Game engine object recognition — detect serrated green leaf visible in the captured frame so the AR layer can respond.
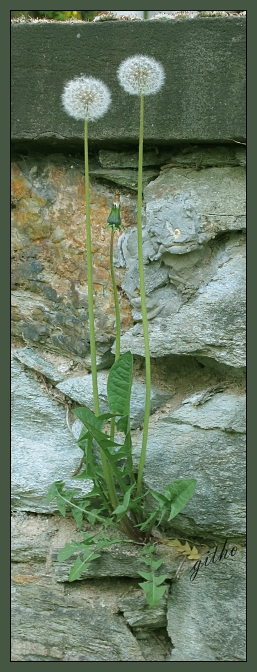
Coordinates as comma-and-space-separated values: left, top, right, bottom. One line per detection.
113, 484, 135, 517
78, 425, 89, 441
82, 421, 120, 451
153, 574, 169, 586
69, 552, 101, 581
73, 407, 113, 431
82, 550, 101, 563
71, 505, 89, 529
139, 556, 152, 566
56, 495, 66, 517
151, 557, 165, 571
107, 351, 133, 417
149, 490, 167, 504
140, 544, 155, 556
46, 482, 58, 504
57, 541, 84, 561
138, 581, 167, 607
95, 537, 123, 550
164, 479, 197, 521
69, 556, 89, 582
72, 469, 91, 480
116, 415, 129, 433
46, 481, 65, 504
138, 570, 153, 581
138, 511, 158, 532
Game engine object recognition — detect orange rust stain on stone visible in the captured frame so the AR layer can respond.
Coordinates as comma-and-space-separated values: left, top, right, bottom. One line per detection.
12, 575, 39, 585
11, 157, 135, 353
11, 163, 31, 201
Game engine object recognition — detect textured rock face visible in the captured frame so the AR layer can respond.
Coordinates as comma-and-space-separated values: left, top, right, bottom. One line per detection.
133, 390, 246, 540
168, 546, 246, 661
11, 155, 135, 367
57, 371, 173, 430
11, 18, 246, 144
11, 142, 246, 660
11, 355, 91, 512
118, 167, 246, 367
11, 513, 175, 661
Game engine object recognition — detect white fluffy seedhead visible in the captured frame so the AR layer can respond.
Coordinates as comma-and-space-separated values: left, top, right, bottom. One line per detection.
62, 75, 111, 121
117, 55, 165, 96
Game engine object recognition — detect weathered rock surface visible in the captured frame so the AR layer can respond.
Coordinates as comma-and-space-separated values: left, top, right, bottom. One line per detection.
118, 168, 246, 367
143, 166, 246, 255
99, 145, 246, 169
133, 389, 246, 540
11, 18, 246, 144
11, 155, 135, 366
11, 578, 146, 661
119, 233, 245, 367
11, 356, 92, 512
57, 371, 173, 430
11, 513, 173, 661
168, 546, 246, 661
11, 512, 245, 661
13, 345, 71, 383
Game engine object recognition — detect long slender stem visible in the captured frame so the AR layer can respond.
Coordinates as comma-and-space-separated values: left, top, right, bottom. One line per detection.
84, 121, 118, 511
84, 120, 99, 416
84, 125, 141, 541
110, 226, 121, 443
110, 227, 121, 362
136, 95, 151, 498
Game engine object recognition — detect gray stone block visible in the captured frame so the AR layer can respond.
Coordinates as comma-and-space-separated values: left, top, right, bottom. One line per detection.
11, 18, 245, 144
119, 233, 246, 367
143, 166, 246, 257
117, 167, 245, 367
11, 356, 91, 512
168, 546, 246, 661
133, 390, 246, 539
57, 370, 173, 430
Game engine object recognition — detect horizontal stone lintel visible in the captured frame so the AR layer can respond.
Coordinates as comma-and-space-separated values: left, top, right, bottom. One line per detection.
11, 18, 245, 144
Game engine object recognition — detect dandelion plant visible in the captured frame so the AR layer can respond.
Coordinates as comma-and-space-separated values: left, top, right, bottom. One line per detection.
61, 75, 119, 512
47, 61, 198, 603
117, 55, 165, 497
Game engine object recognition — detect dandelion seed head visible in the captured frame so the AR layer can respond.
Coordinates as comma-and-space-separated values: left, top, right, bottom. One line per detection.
117, 55, 165, 96
62, 76, 111, 121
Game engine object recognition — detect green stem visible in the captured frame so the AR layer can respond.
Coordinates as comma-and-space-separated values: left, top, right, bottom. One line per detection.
136, 95, 151, 499
84, 125, 141, 542
84, 120, 99, 416
109, 227, 136, 494
84, 120, 118, 511
110, 226, 121, 443
110, 227, 121, 362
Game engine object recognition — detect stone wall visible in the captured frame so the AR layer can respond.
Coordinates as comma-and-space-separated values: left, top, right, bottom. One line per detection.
11, 17, 246, 661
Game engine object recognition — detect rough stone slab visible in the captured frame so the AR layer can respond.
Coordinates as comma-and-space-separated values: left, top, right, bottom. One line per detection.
11, 578, 145, 661
174, 389, 246, 433
143, 167, 246, 255
11, 511, 179, 581
118, 590, 168, 629
168, 546, 246, 661
90, 167, 159, 191
13, 346, 70, 383
99, 145, 246, 169
57, 370, 173, 429
11, 356, 92, 512
11, 155, 135, 364
119, 234, 246, 367
52, 541, 177, 582
11, 18, 245, 144
133, 390, 246, 539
